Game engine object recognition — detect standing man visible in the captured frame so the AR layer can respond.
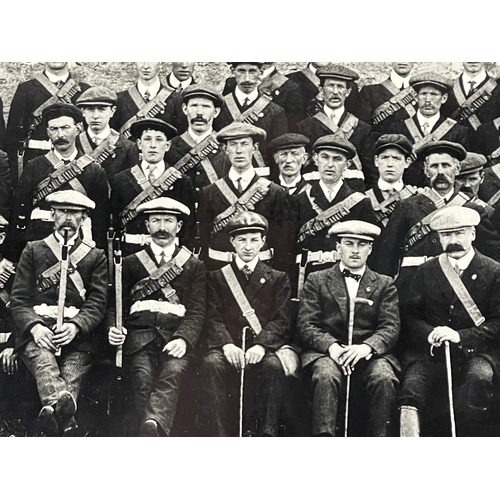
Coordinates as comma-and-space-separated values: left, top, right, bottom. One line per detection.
5, 62, 89, 184
107, 197, 206, 437
214, 62, 288, 179
10, 191, 107, 436
299, 64, 376, 189
197, 122, 291, 272
298, 220, 400, 436
387, 72, 470, 187
197, 211, 291, 436
400, 206, 500, 436
75, 86, 139, 187
111, 118, 196, 255
3, 102, 109, 267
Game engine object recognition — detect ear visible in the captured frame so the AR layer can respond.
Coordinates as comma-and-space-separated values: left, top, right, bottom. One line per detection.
136, 138, 142, 151
479, 171, 485, 185
213, 107, 221, 119
345, 87, 352, 98
404, 157, 411, 169
471, 226, 476, 242
165, 140, 172, 152
441, 93, 449, 104
374, 155, 379, 168
312, 152, 318, 165
110, 106, 117, 117
177, 219, 183, 231
82, 211, 89, 220
229, 236, 236, 250
75, 122, 83, 134
336, 240, 341, 251
0, 233, 6, 245
182, 103, 188, 116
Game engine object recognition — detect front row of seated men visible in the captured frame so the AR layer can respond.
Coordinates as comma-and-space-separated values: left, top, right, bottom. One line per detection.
5, 185, 499, 437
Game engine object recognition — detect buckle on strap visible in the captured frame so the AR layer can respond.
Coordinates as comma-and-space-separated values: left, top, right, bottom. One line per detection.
243, 308, 256, 318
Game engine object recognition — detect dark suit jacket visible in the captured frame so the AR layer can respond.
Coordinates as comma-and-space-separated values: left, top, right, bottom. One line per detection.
10, 235, 107, 352
471, 119, 500, 162
205, 260, 291, 351
4, 153, 109, 261
298, 263, 400, 369
106, 245, 206, 355
387, 114, 470, 187
479, 167, 500, 207
402, 251, 500, 377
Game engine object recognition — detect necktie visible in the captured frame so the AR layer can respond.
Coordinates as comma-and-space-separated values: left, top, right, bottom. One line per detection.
453, 263, 463, 277
236, 177, 243, 193
56, 80, 64, 89
144, 89, 151, 102
242, 265, 252, 281
93, 136, 102, 146
242, 97, 250, 110
159, 251, 167, 266
467, 81, 475, 97
382, 188, 396, 199
341, 269, 362, 282
148, 165, 157, 183
422, 121, 430, 136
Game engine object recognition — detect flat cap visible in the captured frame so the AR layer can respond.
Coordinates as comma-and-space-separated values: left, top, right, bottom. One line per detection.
313, 134, 357, 159
42, 103, 83, 125
76, 86, 117, 107
417, 140, 467, 161
181, 84, 223, 107
46, 190, 96, 210
458, 152, 487, 176
328, 220, 381, 241
228, 62, 263, 68
317, 64, 359, 84
374, 134, 413, 157
129, 118, 177, 141
430, 206, 480, 233
269, 133, 309, 154
136, 197, 190, 217
410, 72, 452, 93
216, 122, 266, 143
226, 211, 268, 236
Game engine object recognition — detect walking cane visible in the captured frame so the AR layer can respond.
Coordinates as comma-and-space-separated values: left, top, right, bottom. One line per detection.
239, 326, 250, 438
444, 341, 457, 437
344, 297, 373, 437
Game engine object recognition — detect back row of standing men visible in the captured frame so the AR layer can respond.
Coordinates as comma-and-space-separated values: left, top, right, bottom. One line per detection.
1, 61, 500, 436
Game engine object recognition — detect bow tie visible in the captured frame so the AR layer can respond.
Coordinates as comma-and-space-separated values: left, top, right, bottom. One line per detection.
341, 269, 362, 281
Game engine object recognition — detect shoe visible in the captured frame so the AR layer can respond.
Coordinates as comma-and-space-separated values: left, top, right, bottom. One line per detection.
139, 419, 159, 437
62, 417, 79, 437
37, 406, 59, 437
55, 390, 76, 423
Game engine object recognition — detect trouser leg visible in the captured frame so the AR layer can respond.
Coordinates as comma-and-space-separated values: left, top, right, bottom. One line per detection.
143, 354, 190, 436
59, 349, 92, 402
310, 356, 343, 436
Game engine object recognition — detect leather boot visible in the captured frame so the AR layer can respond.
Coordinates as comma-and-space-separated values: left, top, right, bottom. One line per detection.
400, 405, 420, 437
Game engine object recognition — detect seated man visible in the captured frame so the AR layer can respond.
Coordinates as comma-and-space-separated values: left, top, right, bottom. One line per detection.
298, 220, 400, 436
10, 191, 108, 437
198, 211, 292, 437
400, 206, 500, 437
107, 197, 206, 437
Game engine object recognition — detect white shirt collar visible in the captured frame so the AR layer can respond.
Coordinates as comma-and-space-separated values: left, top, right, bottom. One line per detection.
378, 178, 404, 192
448, 247, 475, 271
54, 231, 78, 247
417, 110, 440, 130
188, 127, 213, 144
137, 78, 161, 99
339, 262, 366, 276
461, 69, 488, 88
308, 63, 318, 75
235, 254, 259, 272
261, 65, 276, 79
280, 174, 302, 188
53, 148, 78, 163
324, 104, 345, 124
150, 240, 176, 259
169, 72, 193, 90
235, 86, 259, 106
88, 126, 111, 142
228, 166, 255, 183
319, 179, 343, 202
45, 69, 69, 84
390, 70, 411, 89
141, 159, 165, 178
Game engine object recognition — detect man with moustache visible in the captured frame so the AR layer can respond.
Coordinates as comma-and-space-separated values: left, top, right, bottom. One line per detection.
399, 206, 500, 436
107, 197, 206, 437
75, 86, 139, 187
165, 84, 230, 200
10, 191, 107, 437
5, 62, 90, 184
112, 63, 178, 139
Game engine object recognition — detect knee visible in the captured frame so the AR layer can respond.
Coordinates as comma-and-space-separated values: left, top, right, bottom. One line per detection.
259, 355, 284, 379
366, 359, 399, 388
311, 359, 342, 389
465, 358, 494, 385
200, 352, 227, 378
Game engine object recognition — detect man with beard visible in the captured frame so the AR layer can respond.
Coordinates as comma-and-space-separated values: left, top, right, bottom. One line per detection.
399, 206, 500, 436
10, 191, 107, 436
165, 84, 230, 200
5, 62, 90, 184
107, 197, 206, 437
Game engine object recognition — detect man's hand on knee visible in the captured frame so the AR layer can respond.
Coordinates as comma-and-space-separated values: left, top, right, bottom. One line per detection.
428, 326, 460, 346
339, 344, 372, 371
31, 324, 57, 352
163, 338, 187, 358
0, 348, 18, 375
222, 343, 245, 370
52, 323, 79, 346
245, 344, 265, 365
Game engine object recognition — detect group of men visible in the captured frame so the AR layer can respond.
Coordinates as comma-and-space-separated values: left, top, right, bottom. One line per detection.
1, 61, 500, 437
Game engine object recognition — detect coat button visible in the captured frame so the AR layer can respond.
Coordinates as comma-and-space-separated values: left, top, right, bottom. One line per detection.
196, 187, 200, 192
158, 298, 163, 302
196, 171, 201, 176
432, 238, 437, 243
450, 305, 454, 309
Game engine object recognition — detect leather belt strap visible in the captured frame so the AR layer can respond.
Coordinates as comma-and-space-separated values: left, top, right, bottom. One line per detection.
176, 132, 220, 183
33, 304, 80, 319
365, 186, 418, 226
438, 253, 485, 326
225, 93, 274, 125
405, 117, 457, 161
123, 233, 152, 245
208, 247, 273, 262
372, 81, 417, 125
130, 299, 186, 317
296, 250, 340, 265
0, 332, 11, 344
400, 256, 431, 267
27, 139, 51, 150
30, 208, 53, 221
78, 130, 120, 165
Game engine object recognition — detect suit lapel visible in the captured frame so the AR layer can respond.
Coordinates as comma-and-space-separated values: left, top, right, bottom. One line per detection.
453, 251, 485, 304
326, 265, 348, 325
354, 268, 377, 312
245, 260, 271, 302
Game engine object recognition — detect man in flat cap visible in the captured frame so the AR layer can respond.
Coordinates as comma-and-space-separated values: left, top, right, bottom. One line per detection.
111, 118, 196, 256
291, 135, 377, 298
197, 122, 291, 272
197, 211, 292, 436
165, 84, 230, 199
5, 63, 90, 185
222, 62, 306, 132
112, 63, 179, 141
2, 103, 109, 272
298, 64, 376, 189
76, 86, 139, 187
353, 63, 417, 133
298, 220, 400, 436
399, 206, 500, 436
107, 197, 205, 437
10, 191, 107, 436
387, 72, 470, 187
214, 63, 288, 179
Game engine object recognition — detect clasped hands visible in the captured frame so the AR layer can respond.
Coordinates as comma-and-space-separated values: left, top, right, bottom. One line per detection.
329, 342, 372, 376
31, 322, 79, 352
223, 343, 265, 370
